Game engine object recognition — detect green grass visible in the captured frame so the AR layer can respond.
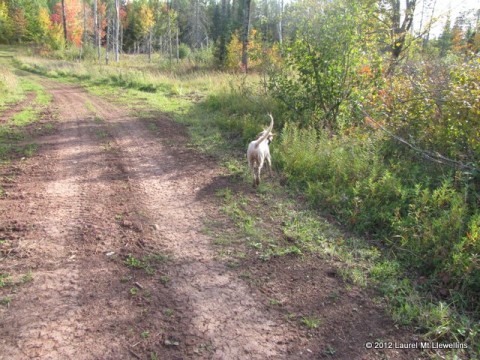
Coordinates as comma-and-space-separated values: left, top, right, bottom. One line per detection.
0, 55, 23, 110
0, 51, 53, 162
0, 273, 11, 288
0, 296, 12, 306
0, 271, 34, 286
124, 254, 144, 269
163, 308, 175, 317
11, 107, 36, 126
159, 275, 171, 285
301, 316, 322, 329
21, 270, 33, 284
269, 298, 282, 306
124, 253, 169, 277
21, 79, 52, 106
95, 129, 109, 139
84, 99, 104, 123
129, 287, 139, 296
147, 122, 158, 132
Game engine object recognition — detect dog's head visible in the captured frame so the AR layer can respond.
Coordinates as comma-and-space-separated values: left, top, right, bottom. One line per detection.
267, 132, 274, 144
257, 130, 274, 144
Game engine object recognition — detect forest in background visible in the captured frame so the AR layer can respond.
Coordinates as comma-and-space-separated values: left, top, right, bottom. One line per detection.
0, 0, 479, 67
1, 0, 480, 355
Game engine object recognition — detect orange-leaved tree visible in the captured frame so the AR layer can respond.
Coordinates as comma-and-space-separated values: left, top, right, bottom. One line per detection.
51, 0, 83, 47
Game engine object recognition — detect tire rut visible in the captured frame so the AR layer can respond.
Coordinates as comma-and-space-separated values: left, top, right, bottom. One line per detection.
1, 81, 149, 359
85, 86, 293, 359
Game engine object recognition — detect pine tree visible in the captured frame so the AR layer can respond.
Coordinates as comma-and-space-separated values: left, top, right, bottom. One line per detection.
438, 16, 452, 56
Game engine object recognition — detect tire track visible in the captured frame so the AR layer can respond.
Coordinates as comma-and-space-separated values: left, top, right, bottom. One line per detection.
1, 82, 148, 359
1, 84, 89, 359
85, 92, 293, 359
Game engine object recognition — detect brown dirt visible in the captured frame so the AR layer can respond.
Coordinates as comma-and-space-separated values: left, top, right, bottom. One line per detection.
0, 77, 430, 359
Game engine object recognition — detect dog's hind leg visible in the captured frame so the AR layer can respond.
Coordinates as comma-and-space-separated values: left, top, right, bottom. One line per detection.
266, 154, 272, 177
251, 164, 258, 187
256, 158, 265, 186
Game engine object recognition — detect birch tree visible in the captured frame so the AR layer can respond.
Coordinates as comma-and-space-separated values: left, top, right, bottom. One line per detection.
93, 0, 101, 59
114, 0, 120, 61
241, 0, 252, 72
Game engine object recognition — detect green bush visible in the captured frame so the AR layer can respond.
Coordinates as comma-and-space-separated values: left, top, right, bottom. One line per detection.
276, 122, 479, 312
276, 125, 404, 235
202, 90, 278, 146
190, 46, 214, 64
392, 181, 467, 270
178, 43, 191, 60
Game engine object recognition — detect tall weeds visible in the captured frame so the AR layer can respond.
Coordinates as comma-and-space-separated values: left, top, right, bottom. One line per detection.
0, 66, 22, 108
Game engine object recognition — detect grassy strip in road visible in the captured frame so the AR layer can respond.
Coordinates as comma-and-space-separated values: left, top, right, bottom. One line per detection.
0, 52, 54, 163
0, 78, 53, 162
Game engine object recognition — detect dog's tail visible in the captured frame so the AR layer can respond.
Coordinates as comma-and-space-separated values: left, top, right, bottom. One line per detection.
254, 113, 274, 148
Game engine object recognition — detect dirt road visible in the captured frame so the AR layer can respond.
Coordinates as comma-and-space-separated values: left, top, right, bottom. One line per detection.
0, 76, 422, 359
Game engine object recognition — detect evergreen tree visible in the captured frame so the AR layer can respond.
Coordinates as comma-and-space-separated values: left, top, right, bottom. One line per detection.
437, 15, 452, 56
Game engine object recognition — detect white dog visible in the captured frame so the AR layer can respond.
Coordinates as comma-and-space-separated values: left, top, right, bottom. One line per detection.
247, 114, 274, 187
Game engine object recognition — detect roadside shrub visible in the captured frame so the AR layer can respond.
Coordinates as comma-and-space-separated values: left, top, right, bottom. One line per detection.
202, 89, 278, 145
276, 124, 405, 236
79, 44, 98, 61
392, 181, 468, 271
364, 57, 480, 169
450, 213, 480, 308
178, 43, 191, 60
190, 46, 214, 65
276, 122, 480, 313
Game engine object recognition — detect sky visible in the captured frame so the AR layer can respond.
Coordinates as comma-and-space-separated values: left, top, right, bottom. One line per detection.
415, 0, 480, 37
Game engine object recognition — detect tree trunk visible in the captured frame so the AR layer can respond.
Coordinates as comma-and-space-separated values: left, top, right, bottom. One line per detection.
81, 0, 86, 58
94, 0, 100, 60
61, 0, 68, 43
168, 10, 172, 64
120, 23, 123, 55
114, 0, 120, 62
278, 0, 283, 45
390, 0, 416, 60
241, 0, 252, 72
148, 30, 152, 62
424, 0, 437, 45
106, 17, 109, 65
176, 28, 179, 62
218, 0, 228, 64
